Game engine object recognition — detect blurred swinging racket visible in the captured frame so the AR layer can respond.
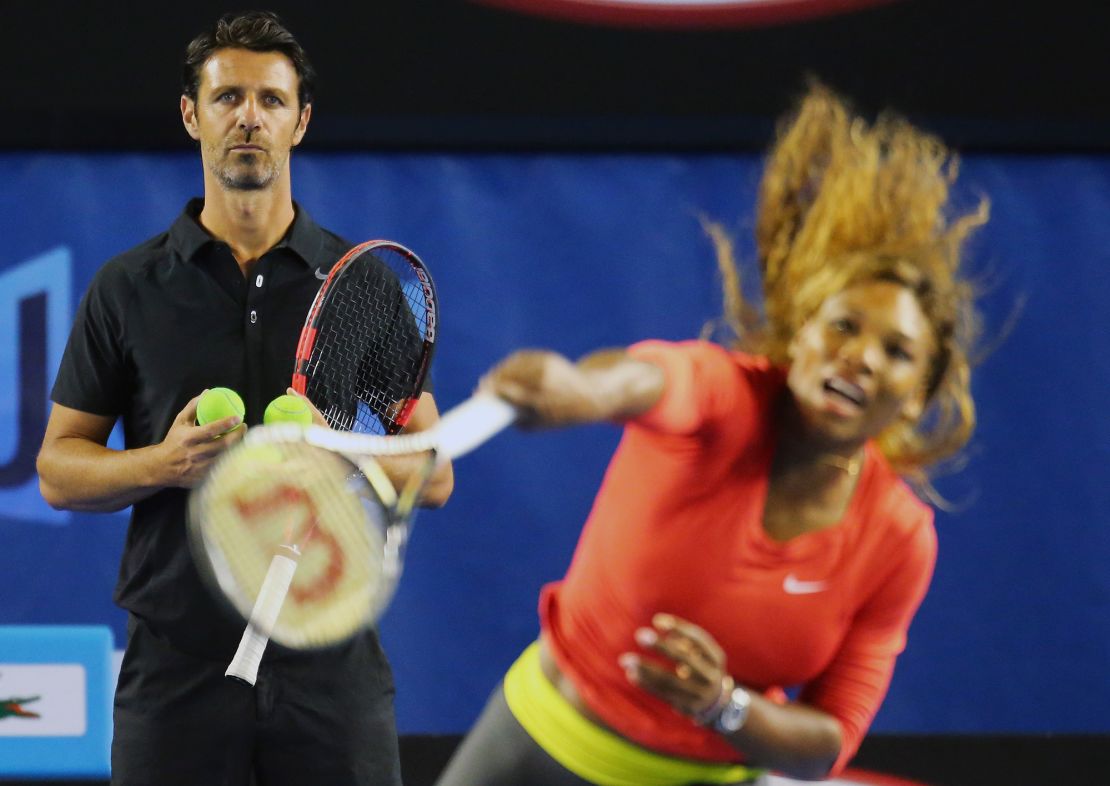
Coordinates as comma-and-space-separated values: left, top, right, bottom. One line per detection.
188, 394, 516, 686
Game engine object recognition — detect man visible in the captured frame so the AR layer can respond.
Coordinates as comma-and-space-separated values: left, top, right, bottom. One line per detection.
36, 11, 451, 785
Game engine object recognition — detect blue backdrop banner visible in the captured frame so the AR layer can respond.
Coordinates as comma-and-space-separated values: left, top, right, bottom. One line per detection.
0, 151, 1106, 735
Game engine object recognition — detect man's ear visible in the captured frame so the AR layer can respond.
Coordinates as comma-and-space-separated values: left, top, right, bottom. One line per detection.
181, 95, 200, 141
292, 103, 312, 147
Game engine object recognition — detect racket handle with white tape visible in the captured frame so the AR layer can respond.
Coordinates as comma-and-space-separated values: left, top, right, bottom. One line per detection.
225, 551, 299, 685
296, 393, 518, 462
433, 394, 517, 460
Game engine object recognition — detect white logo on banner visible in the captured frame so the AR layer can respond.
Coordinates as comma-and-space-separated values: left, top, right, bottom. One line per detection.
0, 664, 87, 736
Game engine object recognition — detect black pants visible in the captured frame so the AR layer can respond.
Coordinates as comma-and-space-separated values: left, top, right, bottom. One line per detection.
111, 616, 401, 786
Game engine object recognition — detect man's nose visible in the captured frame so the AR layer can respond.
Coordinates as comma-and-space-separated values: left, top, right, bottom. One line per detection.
238, 97, 262, 131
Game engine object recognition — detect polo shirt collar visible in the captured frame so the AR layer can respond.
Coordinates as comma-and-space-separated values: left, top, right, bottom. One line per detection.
168, 197, 326, 267
282, 202, 327, 266
168, 198, 214, 261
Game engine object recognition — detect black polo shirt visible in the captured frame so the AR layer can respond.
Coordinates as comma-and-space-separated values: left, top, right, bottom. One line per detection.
52, 199, 354, 657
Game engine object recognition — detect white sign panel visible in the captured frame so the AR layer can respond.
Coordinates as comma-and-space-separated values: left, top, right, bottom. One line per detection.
0, 664, 86, 736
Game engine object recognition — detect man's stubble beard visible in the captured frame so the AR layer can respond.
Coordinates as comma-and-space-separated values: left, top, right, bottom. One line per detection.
210, 151, 281, 191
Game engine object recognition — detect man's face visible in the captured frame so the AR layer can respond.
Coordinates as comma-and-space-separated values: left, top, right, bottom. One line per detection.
181, 47, 310, 191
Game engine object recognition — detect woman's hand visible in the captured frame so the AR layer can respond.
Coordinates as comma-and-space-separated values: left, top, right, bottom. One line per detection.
480, 350, 609, 427
619, 612, 843, 780
618, 612, 732, 723
480, 348, 664, 428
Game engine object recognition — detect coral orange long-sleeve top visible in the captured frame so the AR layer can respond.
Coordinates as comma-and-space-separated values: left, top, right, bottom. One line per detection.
539, 340, 936, 774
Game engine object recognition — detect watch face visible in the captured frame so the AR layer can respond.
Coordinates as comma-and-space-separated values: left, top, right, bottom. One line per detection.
719, 704, 743, 731
716, 688, 750, 733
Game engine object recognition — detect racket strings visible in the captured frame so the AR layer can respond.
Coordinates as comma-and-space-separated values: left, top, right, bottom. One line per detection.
307, 247, 432, 435
195, 441, 390, 647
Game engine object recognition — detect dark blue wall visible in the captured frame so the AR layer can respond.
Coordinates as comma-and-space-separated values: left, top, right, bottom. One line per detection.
1, 151, 1106, 735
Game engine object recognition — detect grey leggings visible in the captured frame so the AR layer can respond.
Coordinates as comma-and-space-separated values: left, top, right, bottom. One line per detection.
435, 683, 763, 786
435, 683, 593, 786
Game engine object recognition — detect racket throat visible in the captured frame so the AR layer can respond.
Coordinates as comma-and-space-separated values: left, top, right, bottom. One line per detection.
395, 451, 438, 518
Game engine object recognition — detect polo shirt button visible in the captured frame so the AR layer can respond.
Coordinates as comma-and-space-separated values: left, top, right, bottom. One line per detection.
255, 274, 264, 287
250, 310, 258, 324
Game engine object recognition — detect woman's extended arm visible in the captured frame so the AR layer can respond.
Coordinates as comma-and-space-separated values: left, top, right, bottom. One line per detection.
481, 348, 665, 428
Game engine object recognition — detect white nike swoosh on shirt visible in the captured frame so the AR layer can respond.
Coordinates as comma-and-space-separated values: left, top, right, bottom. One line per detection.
314, 267, 329, 280
783, 574, 829, 595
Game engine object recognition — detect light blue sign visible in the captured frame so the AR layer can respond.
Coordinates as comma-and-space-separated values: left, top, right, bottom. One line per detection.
0, 626, 113, 778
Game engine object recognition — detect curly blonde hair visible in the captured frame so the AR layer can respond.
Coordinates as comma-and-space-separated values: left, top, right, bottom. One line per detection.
709, 83, 989, 483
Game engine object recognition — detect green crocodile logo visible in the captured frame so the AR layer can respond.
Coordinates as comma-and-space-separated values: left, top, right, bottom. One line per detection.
0, 696, 41, 719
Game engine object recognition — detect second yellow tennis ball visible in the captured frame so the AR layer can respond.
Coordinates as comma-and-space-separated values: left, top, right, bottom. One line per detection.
264, 394, 313, 426
196, 387, 245, 433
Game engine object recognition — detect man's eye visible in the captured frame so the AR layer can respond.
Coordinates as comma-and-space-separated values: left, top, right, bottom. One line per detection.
263, 95, 283, 106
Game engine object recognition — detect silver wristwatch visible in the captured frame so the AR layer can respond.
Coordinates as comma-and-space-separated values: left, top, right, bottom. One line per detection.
712, 685, 752, 735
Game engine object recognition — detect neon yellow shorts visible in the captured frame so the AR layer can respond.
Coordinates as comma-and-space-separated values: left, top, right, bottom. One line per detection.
503, 642, 762, 786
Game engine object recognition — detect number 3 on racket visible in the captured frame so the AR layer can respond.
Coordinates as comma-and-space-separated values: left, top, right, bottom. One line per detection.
189, 394, 516, 686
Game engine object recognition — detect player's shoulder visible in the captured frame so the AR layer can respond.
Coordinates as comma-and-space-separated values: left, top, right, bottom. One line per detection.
88, 230, 175, 295
633, 339, 773, 371
315, 226, 356, 263
725, 347, 784, 387
632, 339, 784, 396
864, 453, 937, 551
697, 342, 786, 399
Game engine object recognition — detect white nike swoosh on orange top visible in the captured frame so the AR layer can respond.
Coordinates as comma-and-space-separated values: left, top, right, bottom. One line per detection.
783, 574, 829, 594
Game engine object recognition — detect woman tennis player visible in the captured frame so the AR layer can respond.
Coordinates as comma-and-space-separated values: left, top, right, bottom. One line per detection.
436, 84, 989, 785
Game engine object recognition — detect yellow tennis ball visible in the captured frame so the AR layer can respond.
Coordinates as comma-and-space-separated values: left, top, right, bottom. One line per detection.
196, 387, 245, 433
264, 393, 313, 426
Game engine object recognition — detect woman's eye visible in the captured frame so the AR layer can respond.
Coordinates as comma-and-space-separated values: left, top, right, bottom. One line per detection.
888, 344, 913, 361
831, 318, 855, 334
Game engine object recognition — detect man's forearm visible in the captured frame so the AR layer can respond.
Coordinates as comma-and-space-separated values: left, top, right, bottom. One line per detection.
37, 437, 166, 512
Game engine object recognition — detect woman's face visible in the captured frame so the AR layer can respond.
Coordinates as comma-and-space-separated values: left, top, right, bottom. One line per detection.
786, 280, 936, 447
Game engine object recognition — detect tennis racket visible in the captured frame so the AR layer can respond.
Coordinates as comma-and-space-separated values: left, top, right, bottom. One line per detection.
294, 239, 436, 435
212, 239, 436, 685
189, 393, 516, 686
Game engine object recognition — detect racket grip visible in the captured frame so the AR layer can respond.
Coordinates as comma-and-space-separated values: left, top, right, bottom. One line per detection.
436, 394, 518, 460
224, 552, 298, 686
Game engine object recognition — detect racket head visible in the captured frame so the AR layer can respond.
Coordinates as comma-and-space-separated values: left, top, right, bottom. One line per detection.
293, 240, 437, 435
187, 426, 405, 648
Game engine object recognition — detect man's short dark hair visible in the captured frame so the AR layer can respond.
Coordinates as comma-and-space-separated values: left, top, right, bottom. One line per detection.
182, 11, 316, 109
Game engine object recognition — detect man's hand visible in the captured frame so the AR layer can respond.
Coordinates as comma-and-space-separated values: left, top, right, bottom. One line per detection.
283, 386, 329, 427
154, 393, 246, 489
